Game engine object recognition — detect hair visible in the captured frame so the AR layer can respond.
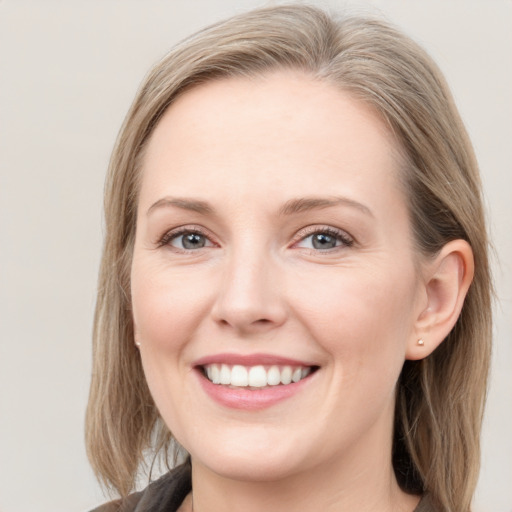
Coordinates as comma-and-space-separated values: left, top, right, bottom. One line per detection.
85, 4, 492, 511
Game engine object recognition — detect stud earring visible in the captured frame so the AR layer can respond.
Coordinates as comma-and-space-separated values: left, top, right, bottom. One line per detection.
417, 339, 425, 346
135, 340, 141, 347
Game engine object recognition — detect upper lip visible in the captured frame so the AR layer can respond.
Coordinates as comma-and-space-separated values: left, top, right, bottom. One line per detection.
193, 353, 318, 368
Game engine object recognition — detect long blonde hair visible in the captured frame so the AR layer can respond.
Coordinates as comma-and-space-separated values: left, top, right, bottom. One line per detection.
86, 5, 492, 511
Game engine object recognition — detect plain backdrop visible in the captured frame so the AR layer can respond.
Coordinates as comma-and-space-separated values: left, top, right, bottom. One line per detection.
0, 1, 510, 511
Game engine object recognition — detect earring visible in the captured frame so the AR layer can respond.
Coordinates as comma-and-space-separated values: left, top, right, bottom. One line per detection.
417, 339, 425, 346
135, 340, 141, 347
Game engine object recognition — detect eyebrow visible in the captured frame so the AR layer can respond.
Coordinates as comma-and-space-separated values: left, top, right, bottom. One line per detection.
147, 195, 373, 217
279, 196, 373, 217
147, 197, 214, 216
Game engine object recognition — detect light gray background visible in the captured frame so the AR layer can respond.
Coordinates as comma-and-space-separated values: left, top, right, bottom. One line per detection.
0, 1, 510, 511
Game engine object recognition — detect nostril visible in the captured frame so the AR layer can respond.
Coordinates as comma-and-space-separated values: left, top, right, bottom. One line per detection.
217, 317, 273, 330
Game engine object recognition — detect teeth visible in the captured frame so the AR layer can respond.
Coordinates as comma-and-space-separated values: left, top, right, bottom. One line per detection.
267, 365, 281, 386
231, 365, 248, 386
203, 364, 313, 388
248, 365, 267, 387
220, 364, 231, 385
280, 366, 292, 385
210, 364, 220, 384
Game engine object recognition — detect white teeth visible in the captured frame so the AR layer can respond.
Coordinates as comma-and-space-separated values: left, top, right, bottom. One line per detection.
220, 364, 231, 385
203, 363, 313, 387
248, 365, 267, 387
292, 367, 302, 383
267, 365, 281, 386
231, 365, 248, 386
211, 364, 220, 384
280, 366, 292, 385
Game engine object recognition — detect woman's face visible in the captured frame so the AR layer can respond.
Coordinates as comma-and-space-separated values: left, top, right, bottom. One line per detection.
131, 71, 426, 481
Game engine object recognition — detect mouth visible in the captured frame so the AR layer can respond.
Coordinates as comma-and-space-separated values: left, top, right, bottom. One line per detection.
200, 363, 318, 389
193, 353, 320, 410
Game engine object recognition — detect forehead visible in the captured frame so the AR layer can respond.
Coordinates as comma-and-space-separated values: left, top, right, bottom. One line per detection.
140, 70, 405, 211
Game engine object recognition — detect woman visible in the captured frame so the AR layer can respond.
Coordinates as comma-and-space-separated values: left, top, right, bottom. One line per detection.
86, 5, 492, 512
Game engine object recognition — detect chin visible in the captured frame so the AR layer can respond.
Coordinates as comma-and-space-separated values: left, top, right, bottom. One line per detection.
185, 429, 309, 482
199, 454, 303, 483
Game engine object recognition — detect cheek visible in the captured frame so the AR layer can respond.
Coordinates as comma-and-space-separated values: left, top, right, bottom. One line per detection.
130, 261, 216, 435
289, 265, 418, 379
131, 261, 213, 351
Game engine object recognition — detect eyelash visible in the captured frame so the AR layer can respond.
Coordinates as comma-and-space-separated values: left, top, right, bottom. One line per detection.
157, 226, 214, 250
157, 225, 354, 252
292, 226, 354, 251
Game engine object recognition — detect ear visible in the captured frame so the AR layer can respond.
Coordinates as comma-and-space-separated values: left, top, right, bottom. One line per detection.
406, 239, 474, 360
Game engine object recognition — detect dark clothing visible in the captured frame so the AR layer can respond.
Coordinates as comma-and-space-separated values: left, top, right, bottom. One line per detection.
90, 463, 191, 512
89, 461, 436, 512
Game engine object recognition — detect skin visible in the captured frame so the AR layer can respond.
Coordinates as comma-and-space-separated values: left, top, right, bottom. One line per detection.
130, 71, 473, 512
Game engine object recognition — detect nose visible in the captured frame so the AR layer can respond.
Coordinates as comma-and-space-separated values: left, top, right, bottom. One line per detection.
211, 247, 287, 334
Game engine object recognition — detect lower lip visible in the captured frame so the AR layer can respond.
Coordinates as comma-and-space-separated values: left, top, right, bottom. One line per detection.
196, 370, 315, 411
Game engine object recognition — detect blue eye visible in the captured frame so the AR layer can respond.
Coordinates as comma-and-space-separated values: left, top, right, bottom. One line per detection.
310, 232, 339, 249
295, 228, 353, 251
164, 230, 214, 250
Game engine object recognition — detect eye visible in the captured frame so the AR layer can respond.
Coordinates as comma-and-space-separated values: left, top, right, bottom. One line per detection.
159, 228, 215, 251
294, 227, 353, 251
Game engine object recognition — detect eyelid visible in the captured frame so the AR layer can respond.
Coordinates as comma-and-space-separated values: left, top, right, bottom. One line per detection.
291, 225, 354, 249
155, 224, 353, 251
157, 225, 218, 249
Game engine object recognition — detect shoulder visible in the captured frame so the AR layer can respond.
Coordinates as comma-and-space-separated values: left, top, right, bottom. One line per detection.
88, 492, 143, 512
88, 462, 192, 512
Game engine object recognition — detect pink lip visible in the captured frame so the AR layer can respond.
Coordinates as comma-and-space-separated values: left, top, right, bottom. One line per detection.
192, 353, 319, 411
193, 352, 316, 367
196, 372, 315, 410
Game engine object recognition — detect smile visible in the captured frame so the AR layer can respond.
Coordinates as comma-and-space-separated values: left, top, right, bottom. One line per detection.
193, 354, 320, 410
202, 364, 314, 388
